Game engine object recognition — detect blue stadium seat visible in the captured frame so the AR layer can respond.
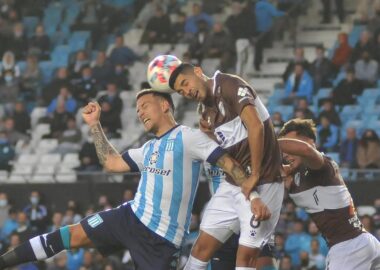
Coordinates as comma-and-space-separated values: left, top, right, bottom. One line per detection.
340, 105, 361, 123
23, 16, 39, 37
51, 45, 71, 67
358, 89, 380, 107
332, 71, 346, 86
348, 25, 365, 47
269, 105, 293, 121
344, 120, 364, 134
39, 61, 55, 84
17, 61, 27, 74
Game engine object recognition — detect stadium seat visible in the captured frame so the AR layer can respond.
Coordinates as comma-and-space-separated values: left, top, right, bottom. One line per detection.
40, 153, 62, 165
358, 89, 380, 107
62, 153, 80, 168
51, 45, 71, 67
12, 165, 34, 176
340, 105, 361, 123
23, 16, 39, 37
36, 139, 59, 154
34, 165, 55, 175
0, 170, 8, 182
30, 174, 55, 183
56, 173, 77, 183
39, 61, 55, 84
17, 153, 40, 165
270, 105, 294, 121
7, 174, 27, 183
326, 152, 340, 164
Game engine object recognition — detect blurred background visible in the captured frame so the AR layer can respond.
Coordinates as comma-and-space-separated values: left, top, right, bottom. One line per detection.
0, 0, 379, 269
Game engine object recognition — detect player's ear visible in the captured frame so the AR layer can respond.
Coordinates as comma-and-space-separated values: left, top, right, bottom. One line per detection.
160, 98, 170, 114
194, 66, 203, 78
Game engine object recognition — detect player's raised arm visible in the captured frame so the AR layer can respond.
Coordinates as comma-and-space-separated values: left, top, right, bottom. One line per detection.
82, 102, 130, 173
278, 138, 324, 170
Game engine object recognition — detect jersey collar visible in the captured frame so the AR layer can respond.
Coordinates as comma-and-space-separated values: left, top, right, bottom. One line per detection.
155, 124, 180, 140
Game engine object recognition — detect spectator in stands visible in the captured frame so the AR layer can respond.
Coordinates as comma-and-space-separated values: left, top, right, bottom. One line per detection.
202, 22, 234, 72
69, 50, 90, 79
308, 239, 326, 270
7, 22, 27, 60
351, 30, 374, 63
274, 233, 286, 259
97, 195, 112, 211
47, 86, 78, 115
0, 192, 10, 228
355, 50, 379, 87
317, 99, 341, 126
48, 212, 63, 232
0, 51, 20, 77
111, 64, 131, 90
42, 67, 70, 106
49, 251, 67, 270
98, 82, 123, 115
317, 116, 339, 152
12, 101, 31, 135
48, 102, 75, 139
23, 191, 48, 234
310, 45, 333, 91
304, 221, 328, 256
279, 255, 293, 270
77, 136, 101, 172
294, 109, 306, 120
0, 69, 20, 114
331, 68, 365, 106
357, 129, 380, 169
254, 0, 285, 71
361, 215, 375, 233
272, 112, 285, 134
142, 5, 172, 45
67, 249, 85, 270
20, 54, 42, 101
99, 100, 122, 138
185, 2, 213, 35
188, 19, 210, 64
108, 35, 140, 67
0, 129, 14, 172
134, 0, 164, 29
0, 208, 17, 242
225, 1, 256, 76
71, 66, 98, 106
340, 127, 359, 168
91, 51, 112, 90
55, 116, 82, 155
321, 0, 345, 23
331, 32, 352, 73
28, 24, 50, 60
368, 2, 380, 35
15, 211, 34, 242
283, 47, 310, 82
295, 98, 316, 122
284, 63, 314, 104
171, 12, 187, 43
356, 0, 380, 24
3, 117, 29, 145
373, 198, 380, 229
81, 250, 96, 270
123, 188, 135, 202
284, 219, 310, 266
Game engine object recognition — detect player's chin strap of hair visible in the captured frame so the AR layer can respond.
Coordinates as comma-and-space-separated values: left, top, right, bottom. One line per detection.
249, 191, 260, 201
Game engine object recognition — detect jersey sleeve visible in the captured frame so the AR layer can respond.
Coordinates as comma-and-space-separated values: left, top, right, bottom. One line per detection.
121, 142, 149, 172
184, 129, 225, 165
221, 76, 258, 116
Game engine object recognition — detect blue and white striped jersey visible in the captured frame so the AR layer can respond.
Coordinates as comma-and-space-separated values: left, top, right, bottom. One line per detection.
122, 125, 224, 247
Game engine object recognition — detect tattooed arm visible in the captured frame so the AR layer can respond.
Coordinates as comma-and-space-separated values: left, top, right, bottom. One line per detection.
216, 153, 247, 186
82, 102, 130, 172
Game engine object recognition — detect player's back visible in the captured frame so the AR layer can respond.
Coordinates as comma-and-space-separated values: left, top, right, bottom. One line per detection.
125, 125, 223, 247
288, 156, 364, 247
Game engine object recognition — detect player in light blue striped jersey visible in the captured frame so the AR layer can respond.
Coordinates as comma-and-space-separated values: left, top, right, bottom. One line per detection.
0, 89, 267, 270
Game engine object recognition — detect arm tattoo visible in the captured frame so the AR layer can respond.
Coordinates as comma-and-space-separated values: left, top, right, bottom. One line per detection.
216, 154, 247, 186
90, 123, 119, 166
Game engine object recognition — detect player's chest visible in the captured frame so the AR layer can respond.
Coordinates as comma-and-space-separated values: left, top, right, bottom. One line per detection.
201, 97, 237, 129
289, 168, 320, 194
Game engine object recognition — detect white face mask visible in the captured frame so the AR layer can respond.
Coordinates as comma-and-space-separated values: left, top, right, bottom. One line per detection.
0, 199, 7, 207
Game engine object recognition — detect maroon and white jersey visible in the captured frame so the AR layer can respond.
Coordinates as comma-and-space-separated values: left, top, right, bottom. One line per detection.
200, 71, 282, 185
288, 156, 364, 247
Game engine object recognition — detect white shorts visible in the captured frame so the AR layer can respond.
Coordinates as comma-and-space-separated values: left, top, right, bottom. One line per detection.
326, 232, 380, 270
200, 181, 284, 249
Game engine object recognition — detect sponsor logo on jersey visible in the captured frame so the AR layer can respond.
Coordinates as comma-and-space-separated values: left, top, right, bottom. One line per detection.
143, 166, 172, 176
206, 168, 226, 177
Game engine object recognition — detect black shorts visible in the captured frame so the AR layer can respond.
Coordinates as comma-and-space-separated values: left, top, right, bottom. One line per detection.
211, 234, 275, 270
80, 203, 180, 270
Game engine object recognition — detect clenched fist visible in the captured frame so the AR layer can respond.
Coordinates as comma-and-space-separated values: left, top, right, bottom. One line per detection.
82, 102, 101, 127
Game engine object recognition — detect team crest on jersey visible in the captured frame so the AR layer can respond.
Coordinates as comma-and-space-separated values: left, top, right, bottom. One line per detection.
237, 87, 249, 97
166, 139, 175, 151
294, 172, 301, 186
149, 151, 160, 165
218, 101, 225, 116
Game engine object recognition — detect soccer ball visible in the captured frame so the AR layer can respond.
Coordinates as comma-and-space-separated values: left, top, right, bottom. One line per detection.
147, 55, 182, 93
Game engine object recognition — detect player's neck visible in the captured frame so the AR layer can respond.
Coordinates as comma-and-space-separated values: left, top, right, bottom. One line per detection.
154, 117, 178, 138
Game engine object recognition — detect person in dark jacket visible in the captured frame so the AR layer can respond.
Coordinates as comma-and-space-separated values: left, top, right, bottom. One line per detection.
310, 45, 333, 91
331, 68, 365, 106
340, 127, 359, 168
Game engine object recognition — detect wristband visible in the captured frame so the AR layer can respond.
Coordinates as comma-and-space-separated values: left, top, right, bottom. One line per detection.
249, 191, 260, 201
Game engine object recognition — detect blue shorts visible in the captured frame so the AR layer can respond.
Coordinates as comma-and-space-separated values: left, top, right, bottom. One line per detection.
211, 234, 275, 270
80, 203, 180, 270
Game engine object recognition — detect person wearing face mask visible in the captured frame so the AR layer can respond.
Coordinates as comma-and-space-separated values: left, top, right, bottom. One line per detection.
354, 50, 379, 87
23, 191, 48, 234
357, 129, 380, 169
0, 193, 10, 228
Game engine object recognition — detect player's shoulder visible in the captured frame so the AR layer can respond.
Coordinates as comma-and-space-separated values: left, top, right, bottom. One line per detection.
178, 125, 203, 136
216, 72, 257, 96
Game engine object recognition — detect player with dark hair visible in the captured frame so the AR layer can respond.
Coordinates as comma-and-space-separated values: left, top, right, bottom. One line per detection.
278, 119, 380, 270
0, 89, 256, 270
165, 61, 284, 269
